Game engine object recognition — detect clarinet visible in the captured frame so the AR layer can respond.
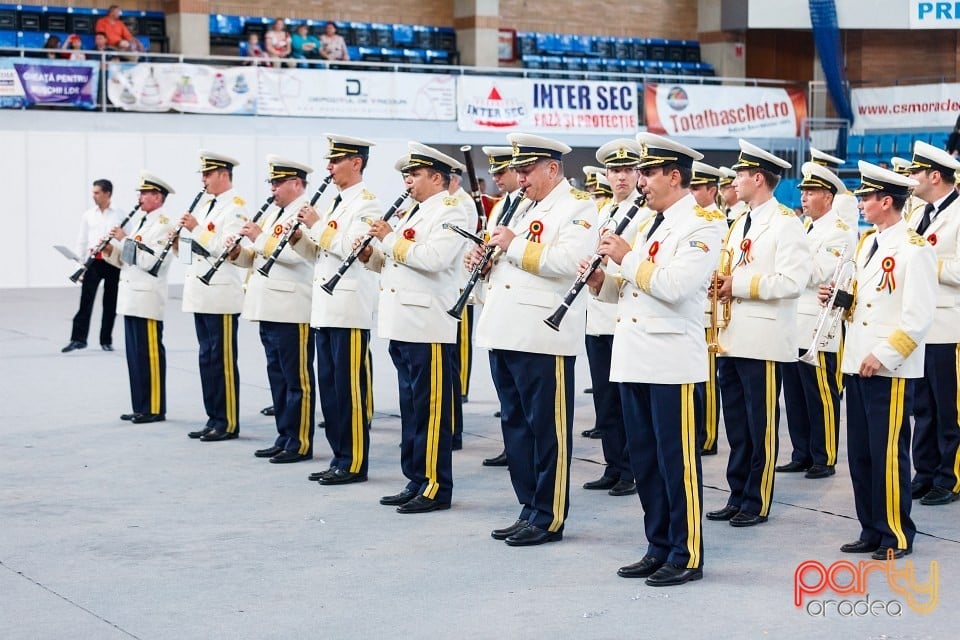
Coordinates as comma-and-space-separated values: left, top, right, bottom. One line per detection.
321, 189, 410, 295
198, 195, 275, 286
69, 204, 140, 283
146, 189, 206, 277
459, 145, 487, 231
258, 175, 333, 278
447, 189, 526, 320
544, 194, 646, 331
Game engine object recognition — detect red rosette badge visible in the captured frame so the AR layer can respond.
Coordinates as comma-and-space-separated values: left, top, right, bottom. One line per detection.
876, 256, 896, 293
207, 221, 216, 232
736, 238, 752, 266
527, 220, 544, 243
328, 220, 338, 230
402, 228, 416, 241
273, 224, 284, 237
928, 233, 937, 246
648, 240, 660, 263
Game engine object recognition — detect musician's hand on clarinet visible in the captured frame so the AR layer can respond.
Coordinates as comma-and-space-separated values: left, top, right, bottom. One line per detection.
225, 236, 241, 260
488, 226, 515, 251
108, 225, 126, 241
101, 243, 113, 257
179, 212, 198, 232
368, 220, 392, 241
579, 257, 605, 289
239, 221, 261, 241
596, 234, 630, 265
464, 244, 485, 271
297, 205, 320, 229
165, 228, 180, 250
859, 353, 882, 378
352, 237, 373, 264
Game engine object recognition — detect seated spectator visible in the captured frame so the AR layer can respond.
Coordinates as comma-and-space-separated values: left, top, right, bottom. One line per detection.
291, 24, 321, 61
243, 32, 270, 65
42, 34, 61, 59
264, 18, 293, 67
62, 34, 86, 60
95, 5, 144, 52
319, 22, 349, 61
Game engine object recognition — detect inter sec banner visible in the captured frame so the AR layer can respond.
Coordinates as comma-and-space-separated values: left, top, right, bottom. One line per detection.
108, 62, 257, 114
644, 83, 807, 138
0, 58, 99, 109
852, 83, 960, 130
457, 76, 637, 134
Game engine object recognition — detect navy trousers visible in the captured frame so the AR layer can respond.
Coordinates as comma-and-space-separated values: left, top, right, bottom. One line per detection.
621, 382, 704, 569
585, 334, 631, 481
489, 349, 574, 533
194, 313, 240, 433
717, 357, 781, 517
782, 350, 841, 467
259, 321, 315, 456
912, 343, 960, 492
846, 375, 915, 551
389, 340, 454, 503
124, 315, 165, 415
697, 331, 721, 453
316, 327, 371, 475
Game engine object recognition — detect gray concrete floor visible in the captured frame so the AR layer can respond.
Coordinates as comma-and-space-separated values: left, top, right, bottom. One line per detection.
0, 286, 957, 639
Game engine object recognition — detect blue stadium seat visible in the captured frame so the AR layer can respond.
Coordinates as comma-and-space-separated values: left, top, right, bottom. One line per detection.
357, 46, 381, 61
346, 46, 359, 60
612, 37, 632, 60
537, 32, 562, 55
583, 57, 604, 74
402, 47, 425, 64
877, 134, 896, 162
0, 4, 15, 30
678, 61, 699, 76
392, 24, 414, 47
435, 26, 455, 52
683, 40, 701, 62
622, 59, 642, 75
600, 57, 623, 74
929, 131, 949, 149
697, 62, 715, 77
643, 61, 664, 75
521, 53, 543, 69
19, 5, 41, 31
846, 135, 865, 162
381, 46, 406, 63
210, 14, 243, 45
19, 30, 46, 48
424, 48, 449, 65
413, 25, 434, 49
860, 134, 880, 162
371, 23, 392, 47
647, 38, 667, 61
0, 28, 16, 47
631, 38, 648, 61
542, 55, 563, 71
591, 35, 612, 57
563, 56, 585, 71
242, 16, 268, 37
351, 22, 373, 46
517, 31, 537, 55
666, 39, 686, 62
894, 133, 914, 157
41, 6, 68, 33
237, 40, 248, 56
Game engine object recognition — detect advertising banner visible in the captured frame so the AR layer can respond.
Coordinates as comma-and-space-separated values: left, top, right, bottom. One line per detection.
644, 83, 807, 138
909, 0, 960, 28
107, 62, 257, 114
852, 82, 960, 130
457, 76, 638, 134
0, 58, 99, 109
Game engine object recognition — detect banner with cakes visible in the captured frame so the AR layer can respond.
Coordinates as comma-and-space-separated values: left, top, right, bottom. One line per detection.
107, 62, 258, 114
0, 58, 100, 109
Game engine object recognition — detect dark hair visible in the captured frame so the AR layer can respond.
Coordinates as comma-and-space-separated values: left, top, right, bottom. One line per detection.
888, 193, 908, 211
928, 167, 957, 185
95, 31, 107, 38
647, 164, 692, 188
745, 167, 780, 190
427, 168, 451, 189
93, 178, 113, 195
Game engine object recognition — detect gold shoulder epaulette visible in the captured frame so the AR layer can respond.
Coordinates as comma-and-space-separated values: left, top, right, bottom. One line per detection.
778, 204, 795, 216
908, 229, 926, 246
233, 196, 245, 206
835, 219, 849, 231
159, 215, 169, 225
571, 188, 590, 201
362, 189, 376, 200
443, 196, 459, 207
853, 228, 876, 260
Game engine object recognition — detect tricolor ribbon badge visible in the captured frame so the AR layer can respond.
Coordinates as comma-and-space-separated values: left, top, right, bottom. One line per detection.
134, 235, 142, 243
328, 220, 338, 230
877, 256, 896, 293
572, 219, 592, 229
736, 238, 752, 266
527, 220, 544, 243
207, 221, 216, 232
273, 224, 284, 237
402, 228, 416, 240
690, 240, 709, 253
928, 233, 937, 246
648, 240, 660, 263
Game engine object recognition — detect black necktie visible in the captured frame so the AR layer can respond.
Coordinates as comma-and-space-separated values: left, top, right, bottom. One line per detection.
865, 237, 879, 265
330, 194, 342, 213
404, 203, 420, 223
501, 195, 511, 217
806, 221, 813, 234
204, 198, 217, 218
916, 203, 935, 235
646, 213, 664, 241
742, 210, 752, 238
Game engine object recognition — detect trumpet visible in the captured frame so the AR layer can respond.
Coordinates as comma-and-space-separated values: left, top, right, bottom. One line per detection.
707, 248, 734, 354
798, 244, 856, 367
544, 195, 645, 331
198, 195, 274, 286
147, 190, 206, 277
321, 189, 410, 295
70, 204, 140, 283
447, 189, 526, 320
258, 175, 333, 278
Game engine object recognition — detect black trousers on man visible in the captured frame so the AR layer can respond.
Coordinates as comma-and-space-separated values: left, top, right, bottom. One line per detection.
71, 259, 119, 346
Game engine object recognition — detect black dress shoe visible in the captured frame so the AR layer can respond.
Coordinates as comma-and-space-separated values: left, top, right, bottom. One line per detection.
911, 481, 932, 500
269, 450, 312, 464
775, 460, 811, 472
188, 426, 215, 439
645, 563, 703, 587
705, 505, 739, 521
254, 445, 284, 458
201, 430, 238, 442
120, 413, 136, 421
583, 476, 618, 490
318, 468, 367, 485
396, 495, 450, 513
583, 387, 593, 394
608, 480, 637, 496
61, 340, 87, 353
482, 451, 508, 467
701, 447, 718, 456
840, 539, 880, 554
505, 524, 562, 546
101, 344, 114, 352
308, 468, 336, 482
580, 428, 603, 439
493, 410, 501, 418
871, 546, 912, 560
920, 486, 960, 505
380, 488, 417, 506
805, 464, 836, 479
260, 405, 275, 416
491, 519, 528, 540
131, 413, 165, 424
730, 511, 768, 527
617, 555, 664, 578
461, 395, 468, 403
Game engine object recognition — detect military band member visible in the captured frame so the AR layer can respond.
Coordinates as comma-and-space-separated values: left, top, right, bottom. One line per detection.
292, 135, 382, 484
689, 161, 724, 456
778, 162, 857, 478
905, 141, 960, 505
718, 167, 747, 225
825, 161, 936, 559
810, 147, 860, 231
582, 138, 646, 495
583, 165, 612, 207
176, 151, 248, 442
891, 156, 926, 225
478, 146, 523, 468
707, 140, 811, 527
103, 172, 176, 424
358, 142, 469, 513
586, 133, 724, 586
230, 156, 317, 464
471, 133, 597, 546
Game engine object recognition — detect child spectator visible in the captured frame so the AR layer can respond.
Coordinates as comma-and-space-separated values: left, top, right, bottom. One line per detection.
243, 32, 270, 65
62, 34, 86, 60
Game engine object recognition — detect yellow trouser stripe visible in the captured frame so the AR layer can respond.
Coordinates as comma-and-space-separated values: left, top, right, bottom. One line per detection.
954, 346, 960, 492
704, 348, 717, 450
223, 315, 237, 432
681, 383, 702, 568
365, 348, 374, 423
297, 323, 311, 455
835, 330, 845, 393
423, 344, 442, 499
759, 361, 777, 516
147, 319, 161, 414
459, 315, 470, 391
886, 378, 907, 549
349, 329, 363, 473
549, 356, 569, 533
815, 351, 837, 465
